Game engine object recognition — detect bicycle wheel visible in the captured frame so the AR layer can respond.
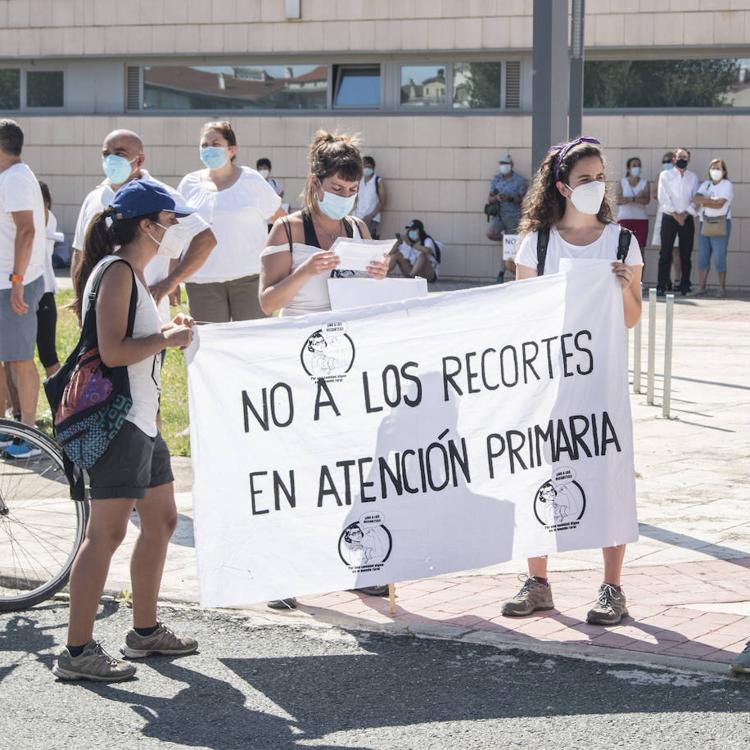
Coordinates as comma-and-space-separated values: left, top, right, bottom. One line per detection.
0, 419, 89, 612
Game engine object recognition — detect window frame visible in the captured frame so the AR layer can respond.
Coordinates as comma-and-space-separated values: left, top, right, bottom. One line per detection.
0, 65, 65, 112
332, 63, 382, 110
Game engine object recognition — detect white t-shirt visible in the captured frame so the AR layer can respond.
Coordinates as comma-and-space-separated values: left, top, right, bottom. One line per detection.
178, 166, 281, 284
260, 219, 363, 317
0, 162, 46, 290
72, 170, 188, 320
617, 177, 649, 221
354, 174, 382, 222
697, 178, 733, 219
83, 256, 163, 438
515, 223, 644, 275
43, 210, 59, 294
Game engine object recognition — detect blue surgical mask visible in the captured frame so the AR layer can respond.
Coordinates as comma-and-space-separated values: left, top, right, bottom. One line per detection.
629, 166, 641, 177
363, 167, 374, 178
318, 190, 357, 220
408, 229, 420, 242
102, 154, 135, 185
200, 146, 228, 170
498, 164, 512, 175
662, 163, 673, 171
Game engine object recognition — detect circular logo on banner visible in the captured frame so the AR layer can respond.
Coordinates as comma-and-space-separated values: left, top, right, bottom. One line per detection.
338, 512, 392, 573
533, 467, 586, 533
300, 324, 355, 382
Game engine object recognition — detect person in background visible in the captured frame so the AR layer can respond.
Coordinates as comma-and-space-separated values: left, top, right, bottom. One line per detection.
353, 155, 386, 239
179, 122, 285, 323
651, 151, 679, 286
53, 181, 198, 683
256, 158, 284, 201
388, 219, 440, 283
260, 130, 388, 608
657, 147, 699, 297
486, 153, 528, 283
37, 181, 60, 376
508, 136, 642, 627
71, 129, 216, 321
693, 158, 733, 298
0, 120, 46, 459
616, 157, 651, 271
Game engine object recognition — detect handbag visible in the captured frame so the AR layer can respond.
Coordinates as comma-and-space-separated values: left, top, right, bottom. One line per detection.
702, 215, 727, 237
44, 257, 137, 499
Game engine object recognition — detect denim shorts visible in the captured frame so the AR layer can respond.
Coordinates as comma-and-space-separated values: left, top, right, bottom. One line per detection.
88, 421, 173, 500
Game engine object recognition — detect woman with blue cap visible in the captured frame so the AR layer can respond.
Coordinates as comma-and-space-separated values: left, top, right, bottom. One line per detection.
54, 180, 198, 683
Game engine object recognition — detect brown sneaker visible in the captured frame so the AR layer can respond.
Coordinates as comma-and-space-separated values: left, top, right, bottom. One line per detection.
53, 640, 137, 682
501, 576, 555, 617
121, 622, 198, 659
586, 584, 628, 625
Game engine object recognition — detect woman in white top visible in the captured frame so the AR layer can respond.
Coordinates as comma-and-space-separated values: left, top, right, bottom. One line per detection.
509, 137, 642, 628
615, 156, 651, 265
259, 130, 389, 608
388, 218, 440, 283
693, 158, 733, 297
179, 121, 285, 323
55, 181, 198, 683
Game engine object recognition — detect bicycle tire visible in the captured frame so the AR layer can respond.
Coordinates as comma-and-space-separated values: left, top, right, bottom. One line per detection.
0, 418, 89, 612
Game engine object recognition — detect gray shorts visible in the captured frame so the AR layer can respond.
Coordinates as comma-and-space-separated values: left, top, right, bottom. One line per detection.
0, 276, 45, 361
88, 421, 173, 500
185, 274, 264, 323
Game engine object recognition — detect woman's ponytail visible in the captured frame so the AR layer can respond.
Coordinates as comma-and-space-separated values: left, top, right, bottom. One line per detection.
71, 208, 115, 320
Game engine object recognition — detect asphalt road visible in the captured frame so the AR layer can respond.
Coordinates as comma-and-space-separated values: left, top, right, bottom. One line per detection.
1, 601, 748, 750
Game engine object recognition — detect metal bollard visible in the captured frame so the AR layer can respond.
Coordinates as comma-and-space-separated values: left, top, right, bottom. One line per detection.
633, 318, 642, 394
646, 288, 656, 405
662, 293, 674, 418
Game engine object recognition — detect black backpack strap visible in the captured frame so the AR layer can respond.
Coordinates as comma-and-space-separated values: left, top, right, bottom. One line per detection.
425, 235, 441, 264
80, 257, 138, 347
617, 226, 632, 262
536, 227, 550, 276
300, 209, 320, 248
375, 175, 381, 196
281, 217, 294, 253
343, 216, 355, 238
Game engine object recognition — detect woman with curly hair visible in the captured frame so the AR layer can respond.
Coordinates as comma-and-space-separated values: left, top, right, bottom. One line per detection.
503, 137, 643, 627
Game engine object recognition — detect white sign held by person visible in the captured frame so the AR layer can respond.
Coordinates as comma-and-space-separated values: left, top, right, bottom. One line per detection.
187, 262, 638, 607
503, 233, 519, 260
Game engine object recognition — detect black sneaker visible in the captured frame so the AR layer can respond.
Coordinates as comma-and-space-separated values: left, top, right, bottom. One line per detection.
355, 586, 390, 597
267, 598, 297, 610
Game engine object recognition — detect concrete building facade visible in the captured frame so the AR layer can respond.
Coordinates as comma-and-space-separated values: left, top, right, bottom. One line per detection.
1, 0, 749, 286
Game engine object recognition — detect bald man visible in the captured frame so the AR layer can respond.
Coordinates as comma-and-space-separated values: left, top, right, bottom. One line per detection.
71, 129, 216, 319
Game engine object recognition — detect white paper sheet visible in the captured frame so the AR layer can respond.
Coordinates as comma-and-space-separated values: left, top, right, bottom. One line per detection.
329, 237, 395, 271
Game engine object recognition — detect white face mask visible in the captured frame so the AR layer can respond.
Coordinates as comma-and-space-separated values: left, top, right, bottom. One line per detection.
566, 180, 606, 215
258, 168, 270, 179
147, 221, 187, 259
709, 169, 724, 182
629, 166, 641, 177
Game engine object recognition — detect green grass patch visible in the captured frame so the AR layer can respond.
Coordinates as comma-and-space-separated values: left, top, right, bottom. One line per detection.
37, 289, 191, 456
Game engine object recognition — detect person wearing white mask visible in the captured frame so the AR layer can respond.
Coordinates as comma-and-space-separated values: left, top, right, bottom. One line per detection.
259, 129, 389, 609
693, 158, 733, 297
178, 121, 286, 324
486, 153, 528, 283
510, 137, 642, 627
616, 156, 651, 270
71, 130, 216, 322
657, 147, 699, 296
353, 155, 386, 240
256, 158, 284, 200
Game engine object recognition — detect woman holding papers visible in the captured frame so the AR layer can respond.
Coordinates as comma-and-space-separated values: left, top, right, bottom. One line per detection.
505, 136, 643, 627
259, 130, 389, 608
259, 130, 388, 318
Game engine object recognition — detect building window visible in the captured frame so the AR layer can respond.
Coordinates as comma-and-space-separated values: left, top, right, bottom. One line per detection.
584, 59, 750, 108
333, 65, 380, 108
26, 70, 64, 108
400, 65, 447, 107
142, 65, 328, 110
0, 69, 20, 110
453, 62, 503, 109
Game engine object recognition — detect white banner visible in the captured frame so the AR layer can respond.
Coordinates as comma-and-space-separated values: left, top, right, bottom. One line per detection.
328, 277, 429, 311
187, 262, 638, 607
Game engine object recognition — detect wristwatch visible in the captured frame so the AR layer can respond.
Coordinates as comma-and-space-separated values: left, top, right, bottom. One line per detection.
8, 273, 23, 284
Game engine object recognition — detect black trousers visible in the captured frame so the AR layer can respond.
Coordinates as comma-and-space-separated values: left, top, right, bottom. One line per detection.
36, 291, 59, 369
658, 214, 694, 293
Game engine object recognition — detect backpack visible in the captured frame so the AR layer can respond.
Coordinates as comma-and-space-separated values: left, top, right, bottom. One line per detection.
44, 257, 137, 500
425, 235, 444, 264
536, 225, 631, 276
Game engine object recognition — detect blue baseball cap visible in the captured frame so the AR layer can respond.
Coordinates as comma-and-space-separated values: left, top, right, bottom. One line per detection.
110, 179, 194, 220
